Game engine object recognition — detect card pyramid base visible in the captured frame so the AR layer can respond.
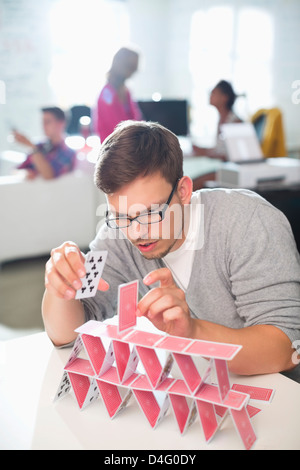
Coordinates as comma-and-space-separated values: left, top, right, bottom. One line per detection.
52, 318, 267, 450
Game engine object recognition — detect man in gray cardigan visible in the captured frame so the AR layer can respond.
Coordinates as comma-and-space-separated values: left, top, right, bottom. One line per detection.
42, 121, 300, 380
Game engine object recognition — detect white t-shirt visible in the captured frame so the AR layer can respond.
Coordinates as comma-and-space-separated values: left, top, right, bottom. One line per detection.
163, 192, 203, 291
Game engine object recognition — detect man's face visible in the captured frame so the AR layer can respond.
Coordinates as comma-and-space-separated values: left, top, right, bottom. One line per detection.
106, 173, 191, 260
209, 87, 228, 109
42, 112, 64, 141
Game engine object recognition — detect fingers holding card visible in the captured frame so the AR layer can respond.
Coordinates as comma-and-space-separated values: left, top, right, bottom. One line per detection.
75, 251, 108, 300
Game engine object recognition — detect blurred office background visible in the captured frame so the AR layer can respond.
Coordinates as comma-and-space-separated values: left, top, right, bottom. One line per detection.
1, 0, 300, 339
1, 0, 300, 150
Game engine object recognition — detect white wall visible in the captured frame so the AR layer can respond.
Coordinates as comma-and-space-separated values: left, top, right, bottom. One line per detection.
0, 0, 53, 151
0, 0, 299, 152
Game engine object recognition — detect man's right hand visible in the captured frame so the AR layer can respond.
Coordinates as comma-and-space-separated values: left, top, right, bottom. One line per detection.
44, 241, 109, 300
12, 130, 34, 148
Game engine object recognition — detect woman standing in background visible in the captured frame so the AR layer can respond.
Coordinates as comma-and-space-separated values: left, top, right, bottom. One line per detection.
94, 47, 142, 142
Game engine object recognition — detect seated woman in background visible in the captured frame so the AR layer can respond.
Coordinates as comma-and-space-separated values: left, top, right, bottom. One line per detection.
193, 80, 242, 161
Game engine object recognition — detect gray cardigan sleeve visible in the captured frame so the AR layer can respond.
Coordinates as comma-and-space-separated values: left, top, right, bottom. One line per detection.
229, 201, 300, 345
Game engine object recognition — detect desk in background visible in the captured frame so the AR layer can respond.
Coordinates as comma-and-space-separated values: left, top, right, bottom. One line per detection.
183, 156, 222, 190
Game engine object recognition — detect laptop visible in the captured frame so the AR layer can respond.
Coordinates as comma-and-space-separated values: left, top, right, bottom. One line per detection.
220, 122, 265, 164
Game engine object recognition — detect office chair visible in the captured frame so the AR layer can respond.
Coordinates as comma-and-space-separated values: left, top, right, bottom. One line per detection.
251, 107, 286, 158
66, 105, 91, 135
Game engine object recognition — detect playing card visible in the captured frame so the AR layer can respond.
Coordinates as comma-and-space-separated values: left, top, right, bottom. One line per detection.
155, 393, 170, 428
133, 389, 160, 428
184, 339, 242, 361
169, 394, 196, 434
161, 353, 174, 382
53, 371, 72, 402
75, 251, 108, 299
125, 329, 164, 347
120, 346, 139, 384
246, 404, 261, 418
117, 389, 133, 414
88, 323, 134, 341
185, 401, 198, 431
196, 400, 219, 443
122, 372, 140, 387
97, 381, 122, 417
155, 335, 193, 352
135, 346, 171, 388
195, 383, 249, 410
113, 340, 139, 383
64, 357, 95, 377
99, 363, 138, 387
81, 334, 106, 376
97, 341, 115, 377
155, 377, 176, 392
97, 379, 132, 418
200, 359, 213, 387
81, 378, 99, 410
135, 347, 162, 387
214, 404, 228, 418
214, 359, 230, 401
231, 384, 275, 402
167, 379, 190, 396
98, 365, 120, 384
118, 280, 138, 333
67, 372, 91, 409
112, 340, 130, 381
64, 335, 84, 369
131, 374, 153, 390
133, 389, 169, 429
75, 320, 100, 335
230, 406, 257, 450
172, 352, 202, 395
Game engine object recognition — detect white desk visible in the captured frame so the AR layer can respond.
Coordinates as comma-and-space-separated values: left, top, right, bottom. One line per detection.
1, 332, 300, 450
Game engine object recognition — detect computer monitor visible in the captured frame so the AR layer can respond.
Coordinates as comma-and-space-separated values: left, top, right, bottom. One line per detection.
221, 122, 264, 163
67, 105, 91, 135
137, 99, 189, 136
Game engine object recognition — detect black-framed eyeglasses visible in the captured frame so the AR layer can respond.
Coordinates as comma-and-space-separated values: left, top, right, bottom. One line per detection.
105, 179, 180, 229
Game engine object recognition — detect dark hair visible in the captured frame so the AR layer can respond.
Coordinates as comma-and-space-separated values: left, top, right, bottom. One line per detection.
111, 47, 139, 67
94, 120, 183, 194
215, 80, 237, 110
41, 106, 66, 122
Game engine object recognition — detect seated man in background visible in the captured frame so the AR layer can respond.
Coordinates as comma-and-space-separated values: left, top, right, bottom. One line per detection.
42, 120, 300, 381
15, 106, 76, 180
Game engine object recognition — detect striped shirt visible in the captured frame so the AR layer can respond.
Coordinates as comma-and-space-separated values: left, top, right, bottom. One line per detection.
18, 140, 76, 178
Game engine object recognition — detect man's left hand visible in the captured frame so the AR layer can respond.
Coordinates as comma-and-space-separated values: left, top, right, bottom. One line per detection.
136, 267, 195, 338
